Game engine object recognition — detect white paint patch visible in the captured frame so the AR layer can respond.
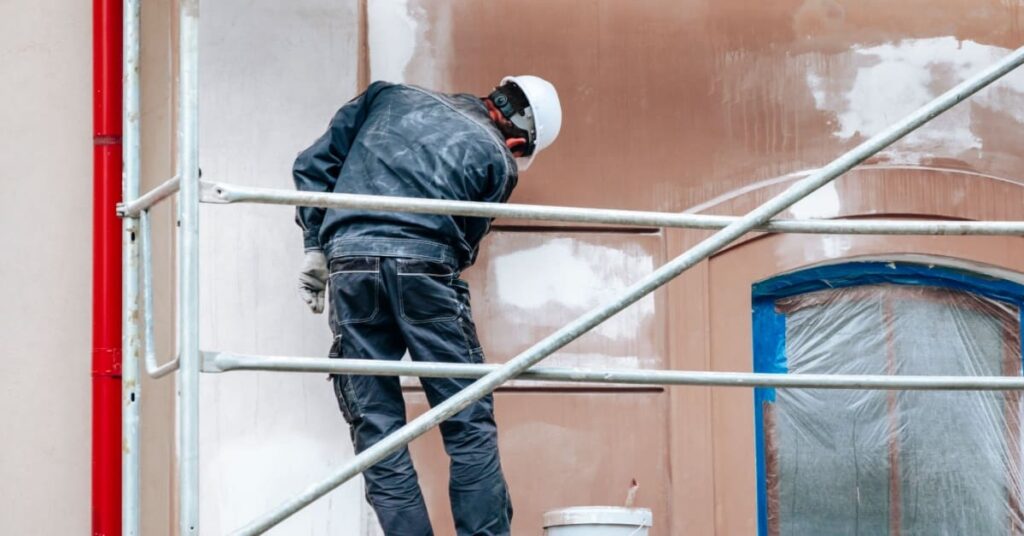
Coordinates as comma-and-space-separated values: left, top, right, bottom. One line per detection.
198, 0, 366, 531
490, 238, 656, 341
368, 0, 450, 87
819, 235, 853, 259
804, 37, 1024, 164
787, 181, 841, 220
210, 433, 353, 534
368, 0, 418, 83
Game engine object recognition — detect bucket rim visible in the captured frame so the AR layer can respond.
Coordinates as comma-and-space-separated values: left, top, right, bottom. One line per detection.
542, 506, 653, 527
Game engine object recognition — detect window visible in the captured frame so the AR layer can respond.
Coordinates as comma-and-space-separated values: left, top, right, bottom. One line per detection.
753, 262, 1024, 536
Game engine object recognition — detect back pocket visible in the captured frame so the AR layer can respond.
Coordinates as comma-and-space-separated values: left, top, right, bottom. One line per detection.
398, 259, 459, 323
329, 257, 380, 324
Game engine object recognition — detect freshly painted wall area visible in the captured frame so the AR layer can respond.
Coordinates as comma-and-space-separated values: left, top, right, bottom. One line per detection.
197, 0, 366, 533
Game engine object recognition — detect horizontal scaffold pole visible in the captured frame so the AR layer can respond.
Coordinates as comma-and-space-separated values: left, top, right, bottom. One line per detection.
119, 175, 180, 217
206, 353, 1024, 391
203, 181, 1024, 236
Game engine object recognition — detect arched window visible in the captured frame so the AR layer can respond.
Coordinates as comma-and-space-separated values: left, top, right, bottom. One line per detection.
752, 262, 1024, 536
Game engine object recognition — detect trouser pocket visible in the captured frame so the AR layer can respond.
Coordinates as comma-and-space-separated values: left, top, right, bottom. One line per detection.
328, 336, 360, 424
332, 374, 360, 424
449, 278, 484, 356
397, 259, 459, 323
329, 256, 380, 325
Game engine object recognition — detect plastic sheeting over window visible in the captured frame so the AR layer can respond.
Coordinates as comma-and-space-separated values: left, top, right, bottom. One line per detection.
752, 263, 1024, 536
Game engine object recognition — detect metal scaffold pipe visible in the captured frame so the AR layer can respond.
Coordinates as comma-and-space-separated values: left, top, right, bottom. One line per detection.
233, 43, 1024, 536
177, 0, 201, 533
120, 175, 181, 217
206, 353, 1024, 391
121, 0, 142, 532
204, 181, 1024, 237
140, 210, 179, 379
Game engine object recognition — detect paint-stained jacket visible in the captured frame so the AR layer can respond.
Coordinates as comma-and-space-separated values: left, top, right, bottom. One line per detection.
293, 81, 518, 269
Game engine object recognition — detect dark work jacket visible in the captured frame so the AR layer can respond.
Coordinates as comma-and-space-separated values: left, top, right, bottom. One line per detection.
293, 81, 519, 269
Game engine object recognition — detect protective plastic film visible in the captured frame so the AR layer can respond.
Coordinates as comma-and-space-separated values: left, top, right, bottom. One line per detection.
763, 284, 1023, 536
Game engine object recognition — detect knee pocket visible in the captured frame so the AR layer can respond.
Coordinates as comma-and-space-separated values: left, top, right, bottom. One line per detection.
332, 374, 362, 424
328, 335, 362, 424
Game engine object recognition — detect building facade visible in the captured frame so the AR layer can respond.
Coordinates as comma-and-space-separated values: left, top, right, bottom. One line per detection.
5, 0, 1024, 534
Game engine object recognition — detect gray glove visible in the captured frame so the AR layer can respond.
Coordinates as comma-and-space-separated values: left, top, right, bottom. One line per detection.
298, 250, 328, 314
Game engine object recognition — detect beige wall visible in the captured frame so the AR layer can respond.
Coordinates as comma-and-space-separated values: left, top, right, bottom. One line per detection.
0, 0, 368, 533
0, 0, 177, 533
138, 1, 177, 534
0, 1, 95, 533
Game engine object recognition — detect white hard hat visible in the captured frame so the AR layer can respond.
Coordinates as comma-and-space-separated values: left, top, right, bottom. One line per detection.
499, 75, 562, 170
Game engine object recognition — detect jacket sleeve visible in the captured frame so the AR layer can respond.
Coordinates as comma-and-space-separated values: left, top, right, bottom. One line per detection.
293, 82, 390, 251
462, 157, 519, 267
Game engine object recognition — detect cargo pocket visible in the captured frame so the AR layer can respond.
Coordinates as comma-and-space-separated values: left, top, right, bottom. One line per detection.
397, 259, 460, 323
452, 279, 484, 355
327, 336, 360, 424
329, 256, 380, 325
332, 374, 361, 424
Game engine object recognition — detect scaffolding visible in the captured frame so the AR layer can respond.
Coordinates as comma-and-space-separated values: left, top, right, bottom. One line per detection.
117, 1, 1024, 534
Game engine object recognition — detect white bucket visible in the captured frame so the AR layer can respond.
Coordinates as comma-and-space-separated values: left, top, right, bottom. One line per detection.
543, 506, 652, 536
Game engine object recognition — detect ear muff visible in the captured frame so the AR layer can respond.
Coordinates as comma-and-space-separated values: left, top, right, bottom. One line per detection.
489, 90, 518, 119
488, 83, 537, 154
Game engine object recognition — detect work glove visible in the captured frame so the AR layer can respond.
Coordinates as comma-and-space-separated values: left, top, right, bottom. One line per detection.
298, 250, 328, 314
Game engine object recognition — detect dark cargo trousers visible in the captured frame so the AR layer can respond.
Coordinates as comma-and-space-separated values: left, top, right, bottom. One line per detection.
327, 256, 513, 536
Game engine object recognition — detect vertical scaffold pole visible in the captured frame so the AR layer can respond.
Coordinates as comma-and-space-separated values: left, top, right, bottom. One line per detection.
178, 0, 201, 533
121, 0, 141, 532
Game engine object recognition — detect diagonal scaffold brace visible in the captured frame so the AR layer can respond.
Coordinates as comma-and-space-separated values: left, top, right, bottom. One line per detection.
232, 45, 1024, 535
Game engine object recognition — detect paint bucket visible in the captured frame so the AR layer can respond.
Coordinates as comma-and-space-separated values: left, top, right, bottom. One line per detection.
543, 506, 653, 536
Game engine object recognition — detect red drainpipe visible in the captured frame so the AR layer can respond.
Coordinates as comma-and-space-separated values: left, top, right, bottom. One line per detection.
93, 0, 123, 533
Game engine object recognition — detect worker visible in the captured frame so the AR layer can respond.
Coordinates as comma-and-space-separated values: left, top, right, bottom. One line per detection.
292, 76, 562, 536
